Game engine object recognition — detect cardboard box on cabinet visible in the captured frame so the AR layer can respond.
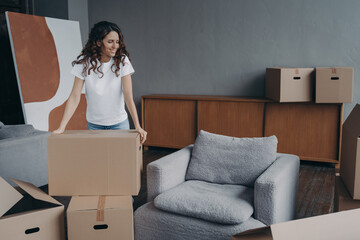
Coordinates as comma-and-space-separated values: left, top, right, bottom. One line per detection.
48, 130, 142, 196
334, 175, 360, 212
265, 67, 314, 102
0, 177, 65, 240
232, 208, 360, 240
315, 67, 353, 103
339, 104, 360, 199
67, 195, 133, 240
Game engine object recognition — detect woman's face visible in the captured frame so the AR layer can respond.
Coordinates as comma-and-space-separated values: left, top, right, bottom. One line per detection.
99, 31, 119, 60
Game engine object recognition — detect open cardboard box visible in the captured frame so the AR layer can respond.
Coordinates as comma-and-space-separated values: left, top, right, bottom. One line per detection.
67, 195, 133, 240
48, 130, 143, 196
265, 67, 314, 102
340, 104, 360, 199
232, 208, 360, 240
0, 177, 64, 239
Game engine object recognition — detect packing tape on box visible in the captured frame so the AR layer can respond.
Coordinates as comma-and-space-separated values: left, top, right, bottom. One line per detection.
332, 68, 337, 74
96, 196, 106, 221
295, 69, 299, 75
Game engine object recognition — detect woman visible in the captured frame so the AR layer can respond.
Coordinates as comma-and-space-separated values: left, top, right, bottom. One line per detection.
53, 21, 147, 144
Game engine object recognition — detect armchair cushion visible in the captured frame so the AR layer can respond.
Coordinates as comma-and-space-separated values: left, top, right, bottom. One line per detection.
153, 180, 254, 224
186, 130, 278, 186
135, 202, 266, 240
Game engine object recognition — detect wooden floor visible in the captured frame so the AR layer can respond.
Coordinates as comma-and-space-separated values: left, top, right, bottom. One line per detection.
296, 161, 335, 218
134, 147, 336, 219
54, 147, 336, 221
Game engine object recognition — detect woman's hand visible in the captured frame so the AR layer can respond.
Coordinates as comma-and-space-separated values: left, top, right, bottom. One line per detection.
52, 128, 65, 134
136, 127, 147, 145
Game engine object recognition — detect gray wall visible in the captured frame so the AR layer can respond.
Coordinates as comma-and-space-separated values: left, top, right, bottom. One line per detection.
68, 0, 89, 46
33, 0, 89, 45
88, 0, 360, 121
34, 0, 68, 19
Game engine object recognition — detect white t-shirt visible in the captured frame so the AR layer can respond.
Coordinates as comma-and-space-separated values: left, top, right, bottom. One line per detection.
71, 56, 135, 125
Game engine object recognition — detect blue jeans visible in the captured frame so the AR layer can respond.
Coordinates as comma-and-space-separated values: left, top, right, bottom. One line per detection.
88, 119, 130, 130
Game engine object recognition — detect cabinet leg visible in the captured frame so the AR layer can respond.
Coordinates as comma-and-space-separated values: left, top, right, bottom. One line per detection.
335, 163, 340, 170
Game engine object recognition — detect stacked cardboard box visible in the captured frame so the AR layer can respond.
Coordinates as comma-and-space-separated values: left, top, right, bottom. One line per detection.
266, 67, 314, 102
47, 130, 142, 240
67, 196, 133, 240
265, 67, 353, 103
316, 67, 353, 103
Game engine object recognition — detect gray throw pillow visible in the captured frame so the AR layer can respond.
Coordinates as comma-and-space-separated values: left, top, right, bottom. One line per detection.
185, 130, 278, 187
0, 122, 35, 140
154, 180, 254, 225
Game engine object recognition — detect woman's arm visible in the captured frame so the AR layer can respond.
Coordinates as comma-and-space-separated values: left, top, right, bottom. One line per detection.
122, 74, 147, 144
53, 77, 85, 134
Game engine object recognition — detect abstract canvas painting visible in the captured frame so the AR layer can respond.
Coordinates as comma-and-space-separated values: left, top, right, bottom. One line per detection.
6, 12, 87, 131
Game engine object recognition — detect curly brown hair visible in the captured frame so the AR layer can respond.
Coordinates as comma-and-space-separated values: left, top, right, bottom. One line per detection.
72, 21, 130, 78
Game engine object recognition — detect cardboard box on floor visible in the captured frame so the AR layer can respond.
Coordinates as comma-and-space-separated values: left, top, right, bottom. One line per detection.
67, 195, 133, 240
340, 104, 360, 199
334, 175, 360, 212
315, 67, 353, 103
265, 67, 314, 102
0, 177, 64, 240
48, 130, 142, 196
232, 208, 360, 240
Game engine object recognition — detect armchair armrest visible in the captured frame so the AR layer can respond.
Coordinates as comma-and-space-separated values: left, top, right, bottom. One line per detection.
0, 130, 49, 144
254, 153, 300, 225
0, 130, 50, 187
147, 145, 193, 202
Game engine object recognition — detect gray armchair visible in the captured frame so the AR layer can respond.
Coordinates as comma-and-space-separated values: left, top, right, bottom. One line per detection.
0, 122, 50, 187
135, 143, 299, 240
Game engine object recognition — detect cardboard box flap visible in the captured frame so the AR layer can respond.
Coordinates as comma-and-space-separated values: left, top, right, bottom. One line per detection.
10, 178, 61, 206
343, 104, 360, 134
0, 177, 23, 218
68, 196, 132, 212
270, 209, 360, 240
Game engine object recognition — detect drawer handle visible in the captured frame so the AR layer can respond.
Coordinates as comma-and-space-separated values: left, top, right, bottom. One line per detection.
331, 77, 339, 80
293, 77, 301, 80
93, 224, 108, 230
25, 227, 40, 234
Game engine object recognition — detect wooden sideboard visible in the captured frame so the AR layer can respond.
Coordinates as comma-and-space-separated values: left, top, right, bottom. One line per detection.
141, 94, 343, 164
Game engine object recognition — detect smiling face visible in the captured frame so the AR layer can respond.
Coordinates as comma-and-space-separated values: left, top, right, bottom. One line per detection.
98, 31, 119, 62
